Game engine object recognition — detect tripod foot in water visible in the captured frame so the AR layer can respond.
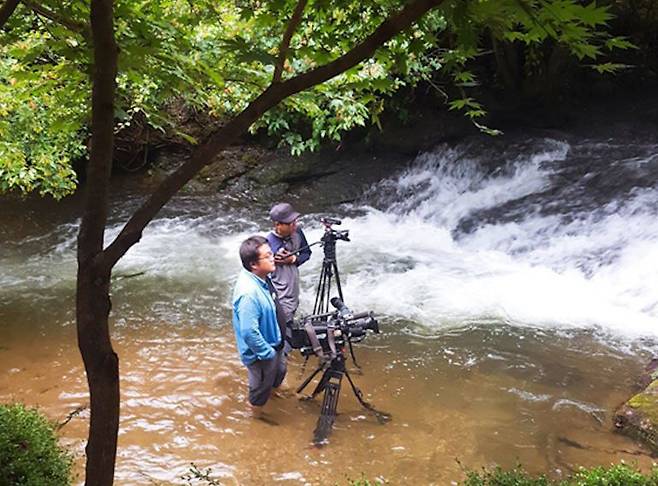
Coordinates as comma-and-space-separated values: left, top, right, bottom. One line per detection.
312, 380, 341, 446
365, 404, 392, 425
344, 369, 392, 425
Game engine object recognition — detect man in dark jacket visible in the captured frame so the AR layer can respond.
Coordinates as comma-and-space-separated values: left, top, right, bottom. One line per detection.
266, 202, 312, 331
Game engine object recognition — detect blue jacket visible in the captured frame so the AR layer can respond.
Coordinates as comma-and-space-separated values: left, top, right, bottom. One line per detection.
231, 269, 281, 365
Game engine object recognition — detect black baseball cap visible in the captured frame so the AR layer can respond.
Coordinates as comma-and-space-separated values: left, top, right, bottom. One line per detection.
269, 202, 301, 223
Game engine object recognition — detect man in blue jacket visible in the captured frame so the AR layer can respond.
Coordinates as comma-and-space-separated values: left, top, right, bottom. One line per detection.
266, 202, 312, 330
232, 235, 286, 416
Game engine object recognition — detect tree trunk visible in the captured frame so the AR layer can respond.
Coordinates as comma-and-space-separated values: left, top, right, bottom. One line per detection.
76, 264, 118, 486
77, 0, 118, 484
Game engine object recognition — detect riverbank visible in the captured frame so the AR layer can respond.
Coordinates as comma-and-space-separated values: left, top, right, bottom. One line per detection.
129, 88, 658, 220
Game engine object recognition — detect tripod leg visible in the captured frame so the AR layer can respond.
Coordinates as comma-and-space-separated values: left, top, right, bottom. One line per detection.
332, 261, 344, 302
343, 369, 392, 424
307, 365, 332, 399
313, 370, 342, 445
296, 363, 325, 395
313, 265, 327, 313
323, 268, 332, 314
347, 339, 361, 370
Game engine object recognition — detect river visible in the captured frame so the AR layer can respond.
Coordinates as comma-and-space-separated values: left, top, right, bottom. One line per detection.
1, 122, 658, 484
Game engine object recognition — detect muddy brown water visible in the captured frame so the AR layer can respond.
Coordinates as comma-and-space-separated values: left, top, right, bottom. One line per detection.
2, 140, 658, 484
0, 307, 654, 485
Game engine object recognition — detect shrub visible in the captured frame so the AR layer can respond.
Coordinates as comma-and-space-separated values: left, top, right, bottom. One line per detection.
463, 465, 551, 486
462, 463, 658, 486
0, 403, 72, 486
569, 463, 658, 486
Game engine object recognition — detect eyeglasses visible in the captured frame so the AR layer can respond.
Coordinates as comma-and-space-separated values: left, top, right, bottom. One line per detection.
257, 251, 274, 260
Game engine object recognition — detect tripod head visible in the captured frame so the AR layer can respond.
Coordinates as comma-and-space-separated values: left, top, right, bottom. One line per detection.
288, 217, 349, 260
311, 217, 350, 313
320, 218, 350, 259
320, 231, 349, 264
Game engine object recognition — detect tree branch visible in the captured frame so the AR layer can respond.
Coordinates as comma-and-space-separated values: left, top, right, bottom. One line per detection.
0, 0, 20, 30
22, 0, 90, 40
281, 0, 444, 97
102, 0, 445, 269
273, 0, 308, 84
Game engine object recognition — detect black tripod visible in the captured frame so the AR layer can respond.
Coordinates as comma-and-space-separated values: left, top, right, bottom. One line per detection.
296, 343, 391, 444
313, 226, 348, 314
296, 220, 390, 445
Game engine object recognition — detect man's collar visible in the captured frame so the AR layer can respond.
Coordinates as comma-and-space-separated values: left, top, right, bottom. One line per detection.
243, 268, 268, 286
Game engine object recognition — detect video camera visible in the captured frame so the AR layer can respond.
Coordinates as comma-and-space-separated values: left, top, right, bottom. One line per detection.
319, 217, 350, 245
289, 297, 379, 358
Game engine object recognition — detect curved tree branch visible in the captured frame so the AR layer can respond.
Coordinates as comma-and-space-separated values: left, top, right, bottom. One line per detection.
0, 0, 20, 30
102, 0, 445, 269
23, 0, 90, 39
273, 0, 308, 83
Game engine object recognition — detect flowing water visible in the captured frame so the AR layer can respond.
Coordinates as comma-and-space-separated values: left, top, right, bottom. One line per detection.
1, 127, 658, 484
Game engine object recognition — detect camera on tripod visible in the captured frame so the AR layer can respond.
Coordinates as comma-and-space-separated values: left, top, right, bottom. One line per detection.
288, 216, 390, 445
289, 297, 380, 358
319, 217, 350, 244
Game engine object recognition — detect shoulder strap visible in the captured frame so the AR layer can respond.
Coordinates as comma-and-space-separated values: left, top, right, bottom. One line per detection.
266, 276, 288, 342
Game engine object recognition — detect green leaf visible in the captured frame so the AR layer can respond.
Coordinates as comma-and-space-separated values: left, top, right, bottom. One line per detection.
174, 130, 198, 145
589, 62, 633, 74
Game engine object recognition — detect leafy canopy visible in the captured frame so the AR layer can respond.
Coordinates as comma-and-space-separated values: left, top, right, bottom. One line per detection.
0, 0, 630, 198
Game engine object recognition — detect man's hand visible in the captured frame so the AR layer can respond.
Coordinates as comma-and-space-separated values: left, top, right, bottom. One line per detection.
275, 248, 297, 265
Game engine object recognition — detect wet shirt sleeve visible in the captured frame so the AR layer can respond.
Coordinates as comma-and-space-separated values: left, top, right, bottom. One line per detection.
235, 295, 276, 361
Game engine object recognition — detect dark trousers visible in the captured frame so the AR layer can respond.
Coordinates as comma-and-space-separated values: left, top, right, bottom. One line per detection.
245, 349, 287, 406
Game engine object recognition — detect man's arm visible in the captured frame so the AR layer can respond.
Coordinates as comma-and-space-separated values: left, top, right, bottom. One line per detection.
296, 228, 311, 266
236, 295, 276, 360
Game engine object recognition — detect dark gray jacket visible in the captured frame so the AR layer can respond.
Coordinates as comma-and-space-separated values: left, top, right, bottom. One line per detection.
266, 228, 311, 322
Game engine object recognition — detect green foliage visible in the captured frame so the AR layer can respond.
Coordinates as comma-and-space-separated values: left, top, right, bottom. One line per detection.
590, 62, 632, 74
434, 0, 633, 129
569, 463, 658, 486
0, 0, 632, 198
0, 25, 85, 199
463, 465, 553, 486
0, 403, 73, 486
182, 463, 658, 486
462, 463, 658, 486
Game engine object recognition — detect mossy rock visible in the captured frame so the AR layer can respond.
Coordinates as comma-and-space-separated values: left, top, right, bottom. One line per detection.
615, 361, 658, 452
249, 156, 322, 186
